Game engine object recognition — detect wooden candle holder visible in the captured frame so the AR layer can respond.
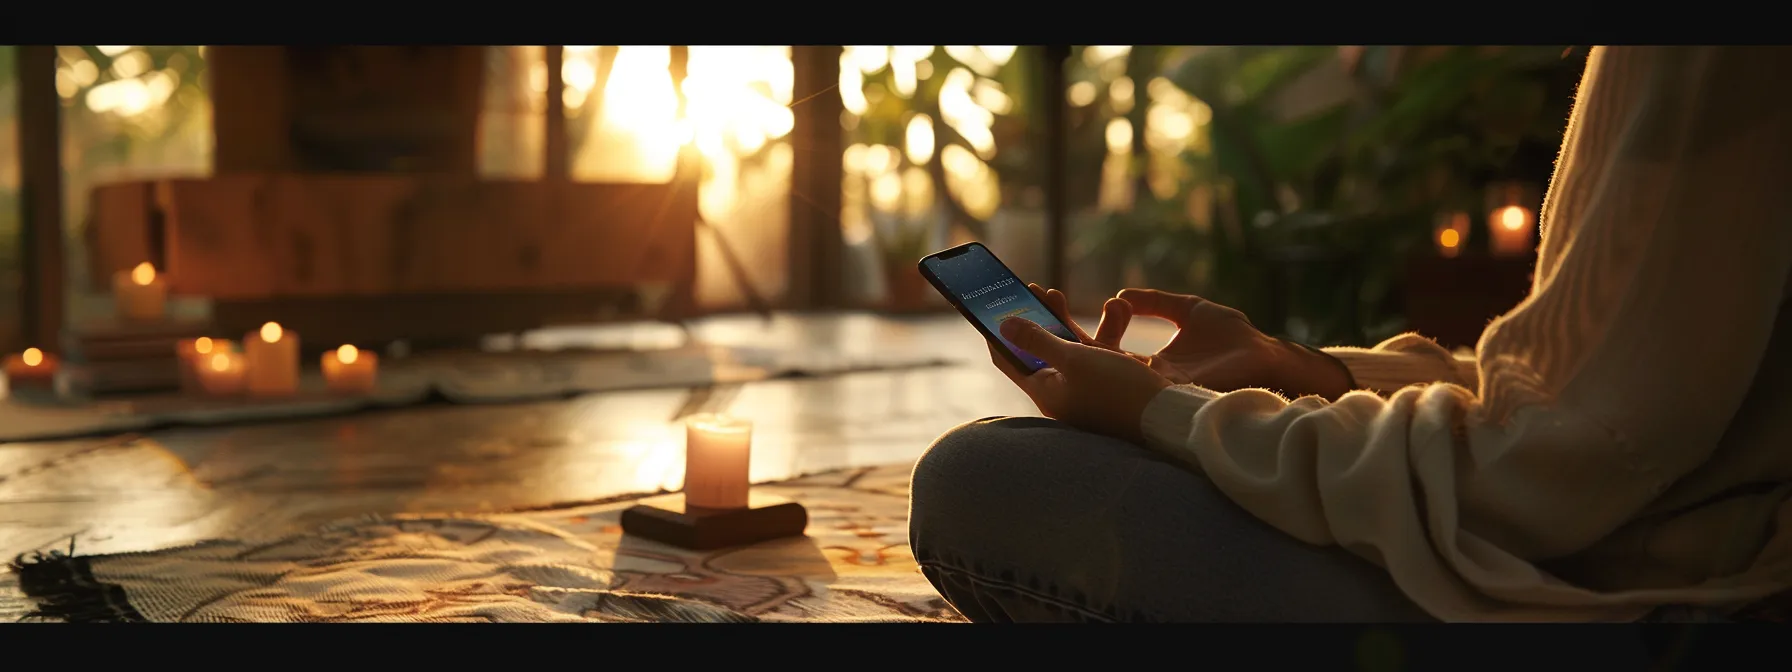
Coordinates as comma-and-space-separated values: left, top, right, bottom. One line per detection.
620, 492, 808, 551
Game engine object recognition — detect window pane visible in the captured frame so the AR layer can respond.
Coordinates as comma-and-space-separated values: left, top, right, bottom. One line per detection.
837, 46, 1045, 310
478, 46, 546, 180
565, 45, 794, 309
60, 45, 213, 326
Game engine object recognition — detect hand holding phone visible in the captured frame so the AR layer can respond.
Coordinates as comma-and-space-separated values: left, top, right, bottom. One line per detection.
917, 243, 1083, 374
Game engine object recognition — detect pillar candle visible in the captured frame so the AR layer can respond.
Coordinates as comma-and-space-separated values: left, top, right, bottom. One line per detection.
1489, 205, 1536, 257
243, 322, 299, 397
197, 351, 248, 396
683, 413, 752, 509
1433, 212, 1470, 259
176, 337, 236, 393
113, 262, 168, 322
4, 348, 59, 396
321, 345, 378, 395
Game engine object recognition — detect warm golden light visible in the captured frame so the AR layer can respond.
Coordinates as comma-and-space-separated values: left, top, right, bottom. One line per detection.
1438, 228, 1460, 249
260, 322, 283, 343
1499, 206, 1527, 231
688, 413, 751, 435
1106, 118, 1134, 154
21, 348, 44, 367
130, 262, 156, 286
905, 114, 935, 165
210, 353, 231, 372
336, 344, 359, 365
194, 337, 214, 355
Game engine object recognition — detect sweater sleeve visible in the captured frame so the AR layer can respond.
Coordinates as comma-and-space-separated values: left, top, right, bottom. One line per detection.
1324, 334, 1480, 393
1138, 46, 1792, 621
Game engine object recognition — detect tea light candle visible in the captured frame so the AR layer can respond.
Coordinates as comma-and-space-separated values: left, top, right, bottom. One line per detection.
1433, 212, 1470, 259
321, 344, 378, 395
243, 322, 299, 397
1489, 205, 1535, 256
176, 337, 236, 393
683, 413, 752, 509
196, 351, 248, 396
113, 262, 168, 322
4, 347, 59, 395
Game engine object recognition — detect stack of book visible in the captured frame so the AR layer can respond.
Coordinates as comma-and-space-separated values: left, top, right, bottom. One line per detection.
59, 318, 214, 396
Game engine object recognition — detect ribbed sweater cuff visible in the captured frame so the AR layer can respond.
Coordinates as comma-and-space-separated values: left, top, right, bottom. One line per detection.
1322, 334, 1479, 393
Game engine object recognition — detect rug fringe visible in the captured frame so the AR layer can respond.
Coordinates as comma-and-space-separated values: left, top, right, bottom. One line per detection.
9, 551, 148, 623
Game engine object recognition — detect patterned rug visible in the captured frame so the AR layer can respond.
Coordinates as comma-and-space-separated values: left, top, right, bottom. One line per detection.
9, 463, 964, 623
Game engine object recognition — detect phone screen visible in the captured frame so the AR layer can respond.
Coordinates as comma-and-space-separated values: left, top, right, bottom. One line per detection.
921, 243, 1079, 372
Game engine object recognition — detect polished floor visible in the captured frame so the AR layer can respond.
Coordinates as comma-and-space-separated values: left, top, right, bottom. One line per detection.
0, 311, 1175, 620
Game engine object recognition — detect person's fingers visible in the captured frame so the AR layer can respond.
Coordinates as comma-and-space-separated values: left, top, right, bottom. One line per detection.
1116, 288, 1207, 326
1029, 284, 1093, 342
1093, 297, 1132, 349
1000, 317, 1080, 369
985, 341, 1029, 385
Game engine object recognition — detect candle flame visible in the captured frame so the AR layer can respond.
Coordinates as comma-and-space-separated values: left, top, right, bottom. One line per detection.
194, 337, 214, 354
1438, 228, 1460, 249
1499, 206, 1527, 231
210, 353, 231, 372
687, 413, 751, 434
260, 322, 283, 343
22, 348, 44, 367
337, 344, 359, 365
131, 262, 156, 286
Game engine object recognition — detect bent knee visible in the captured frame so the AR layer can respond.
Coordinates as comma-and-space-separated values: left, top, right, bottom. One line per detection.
913, 417, 1059, 485
910, 417, 1067, 523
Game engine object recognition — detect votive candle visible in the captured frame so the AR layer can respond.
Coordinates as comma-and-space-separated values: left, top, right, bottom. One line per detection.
1489, 205, 1536, 256
1433, 212, 1470, 259
176, 337, 236, 393
683, 413, 752, 509
4, 347, 59, 395
196, 351, 248, 396
321, 344, 378, 395
243, 322, 299, 397
113, 262, 168, 322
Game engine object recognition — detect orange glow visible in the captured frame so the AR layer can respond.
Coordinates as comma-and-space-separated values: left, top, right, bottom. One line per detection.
259, 322, 283, 344
21, 348, 44, 367
210, 353, 231, 372
130, 262, 156, 286
194, 337, 214, 355
1438, 228, 1460, 249
1499, 206, 1528, 231
687, 413, 752, 435
336, 344, 359, 365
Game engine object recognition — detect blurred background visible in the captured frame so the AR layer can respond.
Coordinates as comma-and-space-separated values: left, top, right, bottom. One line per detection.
0, 45, 1588, 355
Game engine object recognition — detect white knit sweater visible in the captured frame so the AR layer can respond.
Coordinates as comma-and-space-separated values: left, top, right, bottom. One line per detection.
1140, 46, 1792, 622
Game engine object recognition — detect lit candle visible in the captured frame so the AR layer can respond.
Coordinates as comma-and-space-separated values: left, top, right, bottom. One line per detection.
113, 262, 168, 322
1489, 205, 1535, 256
196, 351, 248, 396
1433, 212, 1470, 259
243, 322, 299, 397
4, 347, 59, 395
321, 344, 378, 395
683, 413, 752, 509
176, 337, 236, 393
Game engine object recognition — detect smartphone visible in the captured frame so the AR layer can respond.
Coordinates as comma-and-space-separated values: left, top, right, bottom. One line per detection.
917, 242, 1081, 374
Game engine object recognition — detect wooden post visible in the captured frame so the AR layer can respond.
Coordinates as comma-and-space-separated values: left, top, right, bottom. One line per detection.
16, 46, 63, 350
1043, 45, 1071, 293
786, 46, 845, 310
544, 46, 568, 181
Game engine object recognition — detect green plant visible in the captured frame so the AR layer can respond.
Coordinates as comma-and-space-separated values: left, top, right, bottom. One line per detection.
1083, 46, 1581, 345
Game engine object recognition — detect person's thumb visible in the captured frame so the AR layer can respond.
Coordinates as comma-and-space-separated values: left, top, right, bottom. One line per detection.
1000, 317, 1078, 367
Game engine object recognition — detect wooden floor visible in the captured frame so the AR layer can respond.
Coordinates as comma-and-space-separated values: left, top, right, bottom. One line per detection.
0, 311, 1175, 621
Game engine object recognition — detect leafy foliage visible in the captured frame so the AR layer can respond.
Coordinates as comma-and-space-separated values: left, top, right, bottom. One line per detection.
1084, 46, 1582, 345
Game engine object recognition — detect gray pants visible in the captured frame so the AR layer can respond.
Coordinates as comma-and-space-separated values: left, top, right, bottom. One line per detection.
908, 416, 1440, 623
